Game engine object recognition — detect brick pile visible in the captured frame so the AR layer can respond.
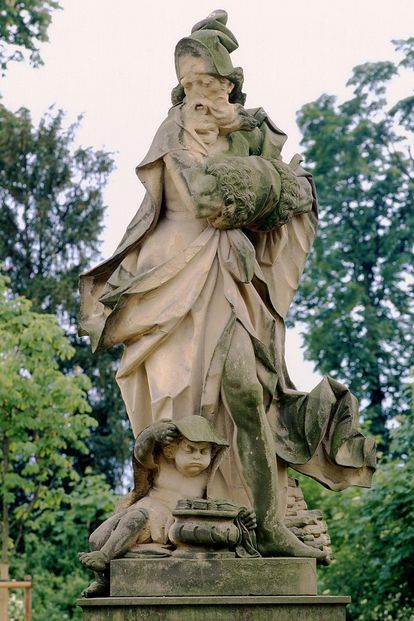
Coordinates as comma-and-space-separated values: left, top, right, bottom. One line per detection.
285, 476, 332, 562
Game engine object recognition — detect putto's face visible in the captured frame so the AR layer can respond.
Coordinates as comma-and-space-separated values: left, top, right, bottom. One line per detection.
174, 439, 213, 477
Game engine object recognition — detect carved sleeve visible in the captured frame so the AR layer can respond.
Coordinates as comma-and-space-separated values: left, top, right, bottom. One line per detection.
194, 111, 313, 231
133, 426, 158, 470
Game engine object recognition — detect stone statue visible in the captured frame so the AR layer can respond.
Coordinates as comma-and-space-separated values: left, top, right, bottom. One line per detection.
78, 416, 257, 597
79, 10, 375, 563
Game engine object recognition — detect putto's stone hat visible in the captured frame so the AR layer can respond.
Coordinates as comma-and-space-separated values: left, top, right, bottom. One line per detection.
174, 415, 229, 447
173, 9, 246, 105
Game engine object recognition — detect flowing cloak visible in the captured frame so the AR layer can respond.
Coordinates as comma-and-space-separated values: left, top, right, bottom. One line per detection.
79, 105, 376, 501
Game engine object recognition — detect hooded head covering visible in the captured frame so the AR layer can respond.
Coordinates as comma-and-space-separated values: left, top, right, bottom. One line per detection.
174, 415, 229, 447
172, 10, 246, 105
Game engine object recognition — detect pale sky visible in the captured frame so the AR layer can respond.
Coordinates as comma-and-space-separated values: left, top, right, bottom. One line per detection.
2, 0, 413, 389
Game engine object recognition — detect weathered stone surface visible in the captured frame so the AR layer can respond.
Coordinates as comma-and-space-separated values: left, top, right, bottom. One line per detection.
286, 477, 333, 560
78, 595, 350, 620
79, 5, 376, 569
110, 557, 317, 597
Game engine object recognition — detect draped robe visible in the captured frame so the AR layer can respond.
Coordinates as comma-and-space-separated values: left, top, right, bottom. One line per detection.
79, 105, 376, 508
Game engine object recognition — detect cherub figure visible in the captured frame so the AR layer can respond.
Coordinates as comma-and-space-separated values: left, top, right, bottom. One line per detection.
78, 415, 253, 597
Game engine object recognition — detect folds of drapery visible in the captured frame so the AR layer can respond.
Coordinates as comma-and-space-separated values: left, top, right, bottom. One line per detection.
78, 110, 376, 495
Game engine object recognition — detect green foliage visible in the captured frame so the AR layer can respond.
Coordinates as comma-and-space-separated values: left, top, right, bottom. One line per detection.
12, 474, 115, 621
0, 102, 132, 488
0, 104, 112, 318
0, 276, 116, 619
69, 342, 132, 489
297, 412, 414, 620
0, 0, 60, 73
291, 39, 414, 447
394, 37, 414, 70
0, 274, 93, 551
0, 5, 122, 617
292, 41, 414, 619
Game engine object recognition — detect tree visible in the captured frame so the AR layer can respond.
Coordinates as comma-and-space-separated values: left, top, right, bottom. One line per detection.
0, 0, 60, 74
0, 104, 111, 318
0, 275, 115, 619
0, 103, 132, 488
12, 474, 115, 621
296, 406, 414, 620
291, 38, 414, 448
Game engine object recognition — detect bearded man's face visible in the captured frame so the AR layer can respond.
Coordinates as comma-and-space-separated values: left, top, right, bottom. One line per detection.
178, 55, 242, 137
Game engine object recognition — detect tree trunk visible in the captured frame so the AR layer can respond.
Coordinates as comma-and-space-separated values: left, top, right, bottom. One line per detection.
368, 381, 389, 450
1, 436, 10, 621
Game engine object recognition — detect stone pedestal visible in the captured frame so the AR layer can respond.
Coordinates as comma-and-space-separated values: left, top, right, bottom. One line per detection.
111, 557, 317, 597
77, 558, 350, 620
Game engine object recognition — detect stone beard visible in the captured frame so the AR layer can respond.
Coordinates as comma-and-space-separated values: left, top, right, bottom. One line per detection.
182, 92, 258, 144
179, 55, 258, 148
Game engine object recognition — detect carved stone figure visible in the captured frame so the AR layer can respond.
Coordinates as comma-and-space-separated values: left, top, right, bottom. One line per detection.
78, 416, 256, 596
79, 10, 375, 562
169, 497, 258, 559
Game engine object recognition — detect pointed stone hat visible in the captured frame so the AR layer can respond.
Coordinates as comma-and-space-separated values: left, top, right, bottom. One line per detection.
174, 415, 229, 447
173, 10, 246, 104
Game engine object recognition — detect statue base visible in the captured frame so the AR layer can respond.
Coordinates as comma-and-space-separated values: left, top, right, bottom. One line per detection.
77, 558, 350, 620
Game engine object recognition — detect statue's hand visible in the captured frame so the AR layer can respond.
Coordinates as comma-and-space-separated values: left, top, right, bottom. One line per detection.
150, 420, 179, 446
238, 507, 257, 530
204, 155, 258, 229
134, 420, 178, 467
182, 167, 224, 218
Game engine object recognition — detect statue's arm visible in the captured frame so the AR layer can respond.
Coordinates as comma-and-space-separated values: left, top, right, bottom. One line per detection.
255, 115, 315, 227
203, 116, 314, 231
163, 114, 314, 231
133, 420, 178, 469
164, 150, 225, 220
